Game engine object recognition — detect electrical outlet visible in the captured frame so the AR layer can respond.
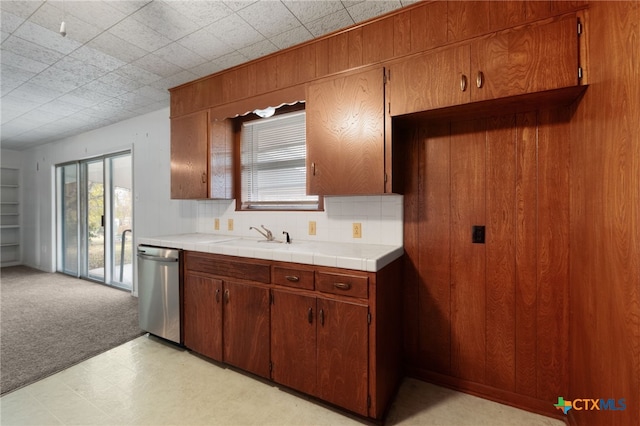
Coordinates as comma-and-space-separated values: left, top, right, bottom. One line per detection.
228, 218, 234, 231
214, 218, 220, 231
353, 223, 362, 238
308, 221, 316, 236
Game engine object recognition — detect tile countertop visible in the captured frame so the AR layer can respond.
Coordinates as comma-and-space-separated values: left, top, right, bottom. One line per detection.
137, 233, 404, 272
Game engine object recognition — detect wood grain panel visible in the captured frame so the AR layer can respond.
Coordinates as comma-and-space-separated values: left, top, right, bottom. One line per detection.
524, 1, 551, 21
317, 298, 368, 416
536, 107, 570, 401
389, 44, 471, 116
170, 110, 208, 199
209, 117, 233, 199
348, 27, 363, 69
277, 45, 316, 88
271, 290, 317, 396
363, 16, 394, 64
471, 16, 578, 102
327, 32, 349, 75
410, 1, 447, 53
489, 0, 526, 31
569, 3, 640, 425
185, 251, 271, 283
183, 273, 223, 361
393, 10, 411, 57
222, 66, 250, 103
252, 56, 277, 95
418, 122, 452, 375
314, 38, 329, 78
485, 115, 516, 391
306, 67, 385, 195
447, 1, 491, 42
223, 281, 270, 378
450, 119, 486, 384
514, 112, 538, 397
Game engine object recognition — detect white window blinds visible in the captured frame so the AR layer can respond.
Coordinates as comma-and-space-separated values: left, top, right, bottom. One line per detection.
241, 110, 318, 210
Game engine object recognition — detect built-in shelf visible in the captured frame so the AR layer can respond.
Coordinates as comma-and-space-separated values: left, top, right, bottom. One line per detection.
1, 167, 20, 266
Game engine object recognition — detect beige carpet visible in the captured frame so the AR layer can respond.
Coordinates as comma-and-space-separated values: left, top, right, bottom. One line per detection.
0, 266, 143, 395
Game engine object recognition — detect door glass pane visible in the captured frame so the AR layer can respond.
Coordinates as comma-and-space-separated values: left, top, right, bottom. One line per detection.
87, 161, 104, 281
110, 154, 133, 289
60, 165, 78, 275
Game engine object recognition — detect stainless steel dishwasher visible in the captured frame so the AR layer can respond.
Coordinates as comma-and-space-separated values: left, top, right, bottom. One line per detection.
137, 245, 181, 344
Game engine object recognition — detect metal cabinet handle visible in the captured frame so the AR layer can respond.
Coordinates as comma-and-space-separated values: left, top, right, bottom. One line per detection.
476, 71, 484, 89
333, 282, 351, 291
215, 288, 220, 303
224, 289, 229, 304
319, 308, 324, 326
308, 307, 313, 324
285, 275, 300, 282
311, 162, 316, 176
460, 74, 468, 92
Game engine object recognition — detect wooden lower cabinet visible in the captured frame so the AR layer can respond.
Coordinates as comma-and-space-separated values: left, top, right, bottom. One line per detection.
183, 251, 402, 420
270, 290, 369, 416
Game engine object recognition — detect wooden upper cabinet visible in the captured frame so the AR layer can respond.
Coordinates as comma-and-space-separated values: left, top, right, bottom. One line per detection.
389, 44, 471, 116
306, 67, 386, 195
171, 110, 209, 199
470, 15, 579, 102
209, 117, 233, 199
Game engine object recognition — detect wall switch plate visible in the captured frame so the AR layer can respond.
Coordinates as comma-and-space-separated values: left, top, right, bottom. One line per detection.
308, 221, 316, 236
228, 218, 234, 231
214, 218, 220, 231
353, 223, 362, 238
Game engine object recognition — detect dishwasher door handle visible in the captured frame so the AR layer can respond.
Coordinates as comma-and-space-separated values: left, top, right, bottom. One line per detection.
137, 253, 179, 262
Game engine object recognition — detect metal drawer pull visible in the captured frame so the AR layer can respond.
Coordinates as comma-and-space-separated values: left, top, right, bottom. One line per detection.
476, 71, 484, 88
308, 307, 313, 324
333, 282, 351, 290
460, 74, 468, 92
224, 289, 230, 304
215, 288, 220, 303
319, 308, 324, 326
285, 275, 300, 282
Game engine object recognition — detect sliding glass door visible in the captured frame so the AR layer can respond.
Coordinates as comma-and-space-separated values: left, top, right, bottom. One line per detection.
56, 152, 133, 290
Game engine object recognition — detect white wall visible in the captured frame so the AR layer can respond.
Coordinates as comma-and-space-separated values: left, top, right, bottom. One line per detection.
16, 107, 198, 284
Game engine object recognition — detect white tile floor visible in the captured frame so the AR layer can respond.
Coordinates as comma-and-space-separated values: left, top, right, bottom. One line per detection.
0, 335, 565, 426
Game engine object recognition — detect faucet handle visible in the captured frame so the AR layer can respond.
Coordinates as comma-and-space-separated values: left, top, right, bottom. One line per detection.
282, 231, 291, 244
261, 225, 274, 241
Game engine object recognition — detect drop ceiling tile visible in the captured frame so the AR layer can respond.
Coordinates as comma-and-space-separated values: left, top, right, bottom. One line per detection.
154, 42, 208, 69
51, 56, 106, 82
134, 53, 183, 78
268, 25, 314, 50
133, 100, 168, 115
129, 85, 170, 102
0, 107, 25, 124
0, 1, 42, 19
106, 0, 152, 15
28, 2, 102, 44
13, 20, 82, 55
117, 91, 154, 108
97, 72, 144, 93
58, 87, 112, 108
223, 1, 259, 12
1, 10, 24, 33
108, 16, 173, 52
1, 35, 66, 65
1, 62, 36, 86
130, 1, 200, 41
346, 1, 402, 23
188, 61, 227, 79
205, 13, 264, 51
164, 1, 233, 27
113, 64, 162, 86
81, 79, 129, 98
283, 0, 345, 24
62, 1, 127, 31
237, 1, 299, 38
1, 31, 9, 43
69, 46, 126, 73
238, 39, 279, 61
0, 50, 49, 74
177, 28, 235, 61
149, 70, 199, 91
87, 32, 149, 64
37, 99, 86, 117
30, 68, 87, 92
5, 83, 60, 105
304, 9, 354, 38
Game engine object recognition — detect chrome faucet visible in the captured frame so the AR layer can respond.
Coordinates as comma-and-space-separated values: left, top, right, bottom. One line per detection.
249, 225, 275, 241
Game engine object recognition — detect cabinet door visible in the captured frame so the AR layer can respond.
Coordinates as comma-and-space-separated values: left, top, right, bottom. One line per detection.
389, 45, 471, 116
209, 117, 233, 199
170, 110, 209, 199
271, 290, 317, 395
471, 16, 578, 101
183, 273, 223, 361
306, 67, 385, 195
317, 298, 369, 416
223, 281, 270, 378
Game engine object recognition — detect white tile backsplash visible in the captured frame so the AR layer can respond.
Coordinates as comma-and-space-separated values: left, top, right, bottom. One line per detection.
196, 195, 403, 246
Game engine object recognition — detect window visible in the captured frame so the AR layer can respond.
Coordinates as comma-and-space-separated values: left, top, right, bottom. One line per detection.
240, 110, 319, 210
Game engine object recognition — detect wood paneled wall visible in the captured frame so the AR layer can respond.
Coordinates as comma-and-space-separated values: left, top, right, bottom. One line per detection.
170, 1, 588, 119
568, 2, 640, 426
398, 108, 571, 418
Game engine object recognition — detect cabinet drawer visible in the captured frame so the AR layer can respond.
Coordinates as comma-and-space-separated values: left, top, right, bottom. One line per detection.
273, 266, 314, 290
315, 271, 368, 299
185, 252, 270, 284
